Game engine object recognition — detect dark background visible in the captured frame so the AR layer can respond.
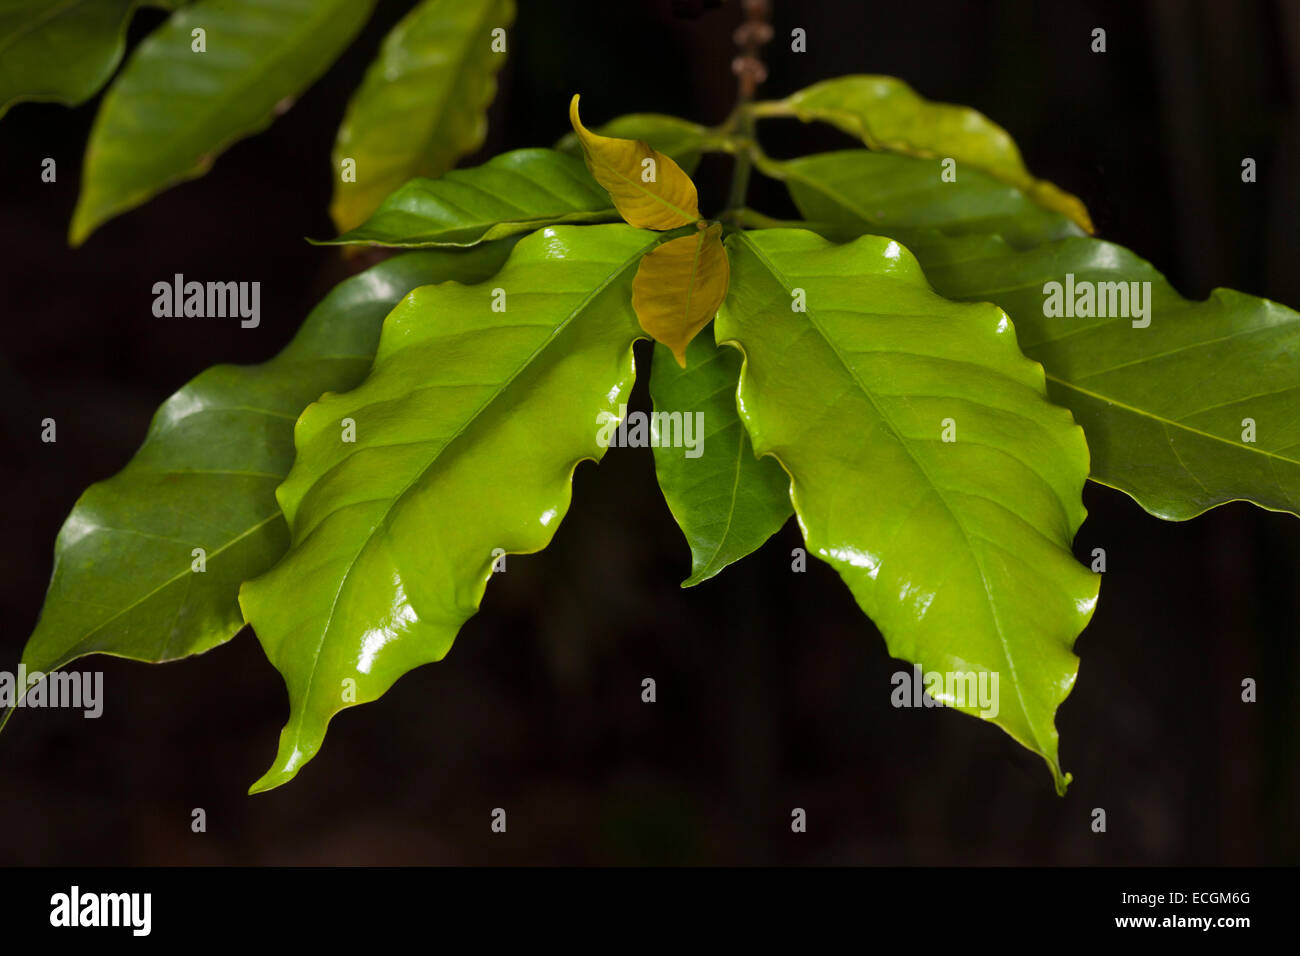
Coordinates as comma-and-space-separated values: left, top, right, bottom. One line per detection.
1, 0, 1297, 865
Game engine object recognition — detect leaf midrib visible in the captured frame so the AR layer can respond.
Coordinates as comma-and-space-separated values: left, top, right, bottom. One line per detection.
35, 510, 281, 672
114, 0, 359, 177
592, 153, 697, 225
1047, 374, 1300, 470
292, 235, 657, 734
404, 0, 506, 176
734, 232, 1040, 742
0, 0, 97, 57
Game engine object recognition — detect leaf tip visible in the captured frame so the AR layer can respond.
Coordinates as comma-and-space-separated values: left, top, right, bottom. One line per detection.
67, 210, 93, 248
1054, 767, 1073, 797
568, 93, 584, 135
248, 741, 312, 795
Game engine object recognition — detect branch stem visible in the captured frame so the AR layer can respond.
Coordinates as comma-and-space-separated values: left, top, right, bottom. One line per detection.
722, 0, 773, 225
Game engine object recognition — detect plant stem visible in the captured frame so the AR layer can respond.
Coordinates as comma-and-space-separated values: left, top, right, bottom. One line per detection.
725, 109, 756, 219
723, 0, 773, 225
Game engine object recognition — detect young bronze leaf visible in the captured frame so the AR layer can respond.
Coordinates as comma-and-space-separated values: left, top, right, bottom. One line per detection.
718, 229, 1098, 792
238, 224, 658, 793
568, 94, 699, 230
632, 224, 729, 366
555, 112, 711, 174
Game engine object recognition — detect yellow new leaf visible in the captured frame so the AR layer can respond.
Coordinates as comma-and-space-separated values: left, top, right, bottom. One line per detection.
633, 224, 729, 366
569, 94, 700, 230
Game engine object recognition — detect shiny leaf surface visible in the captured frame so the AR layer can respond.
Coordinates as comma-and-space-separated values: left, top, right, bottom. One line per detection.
323, 148, 616, 248
71, 0, 376, 245
717, 229, 1098, 790
757, 75, 1093, 232
632, 223, 729, 366
649, 334, 792, 586
568, 94, 699, 230
15, 245, 511, 697
905, 230, 1300, 520
239, 224, 658, 792
772, 150, 1085, 249
329, 0, 514, 233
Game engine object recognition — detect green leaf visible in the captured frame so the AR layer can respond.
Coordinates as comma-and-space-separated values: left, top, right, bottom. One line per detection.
754, 75, 1094, 232
238, 224, 658, 793
650, 334, 792, 586
771, 146, 1300, 521
13, 244, 511, 698
0, 0, 172, 119
70, 0, 377, 246
717, 229, 1098, 791
321, 148, 616, 248
555, 112, 710, 174
768, 150, 1085, 249
903, 230, 1300, 521
329, 0, 515, 233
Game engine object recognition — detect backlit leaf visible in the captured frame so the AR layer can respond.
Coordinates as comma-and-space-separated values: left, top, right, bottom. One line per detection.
238, 224, 658, 792
772, 150, 1085, 249
329, 0, 515, 233
71, 0, 376, 245
757, 75, 1093, 233
717, 229, 1098, 791
905, 230, 1300, 521
322, 148, 616, 248
12, 245, 512, 701
555, 112, 709, 174
632, 223, 729, 366
783, 146, 1300, 522
568, 94, 699, 230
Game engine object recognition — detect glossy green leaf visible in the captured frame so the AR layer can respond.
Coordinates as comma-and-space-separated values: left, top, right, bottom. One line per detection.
239, 224, 658, 793
717, 229, 1098, 791
555, 112, 710, 174
650, 334, 792, 586
768, 150, 1085, 249
329, 0, 514, 233
902, 230, 1300, 521
70, 0, 376, 246
788, 147, 1300, 521
12, 244, 511, 708
0, 0, 174, 119
321, 148, 616, 248
754, 75, 1094, 232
